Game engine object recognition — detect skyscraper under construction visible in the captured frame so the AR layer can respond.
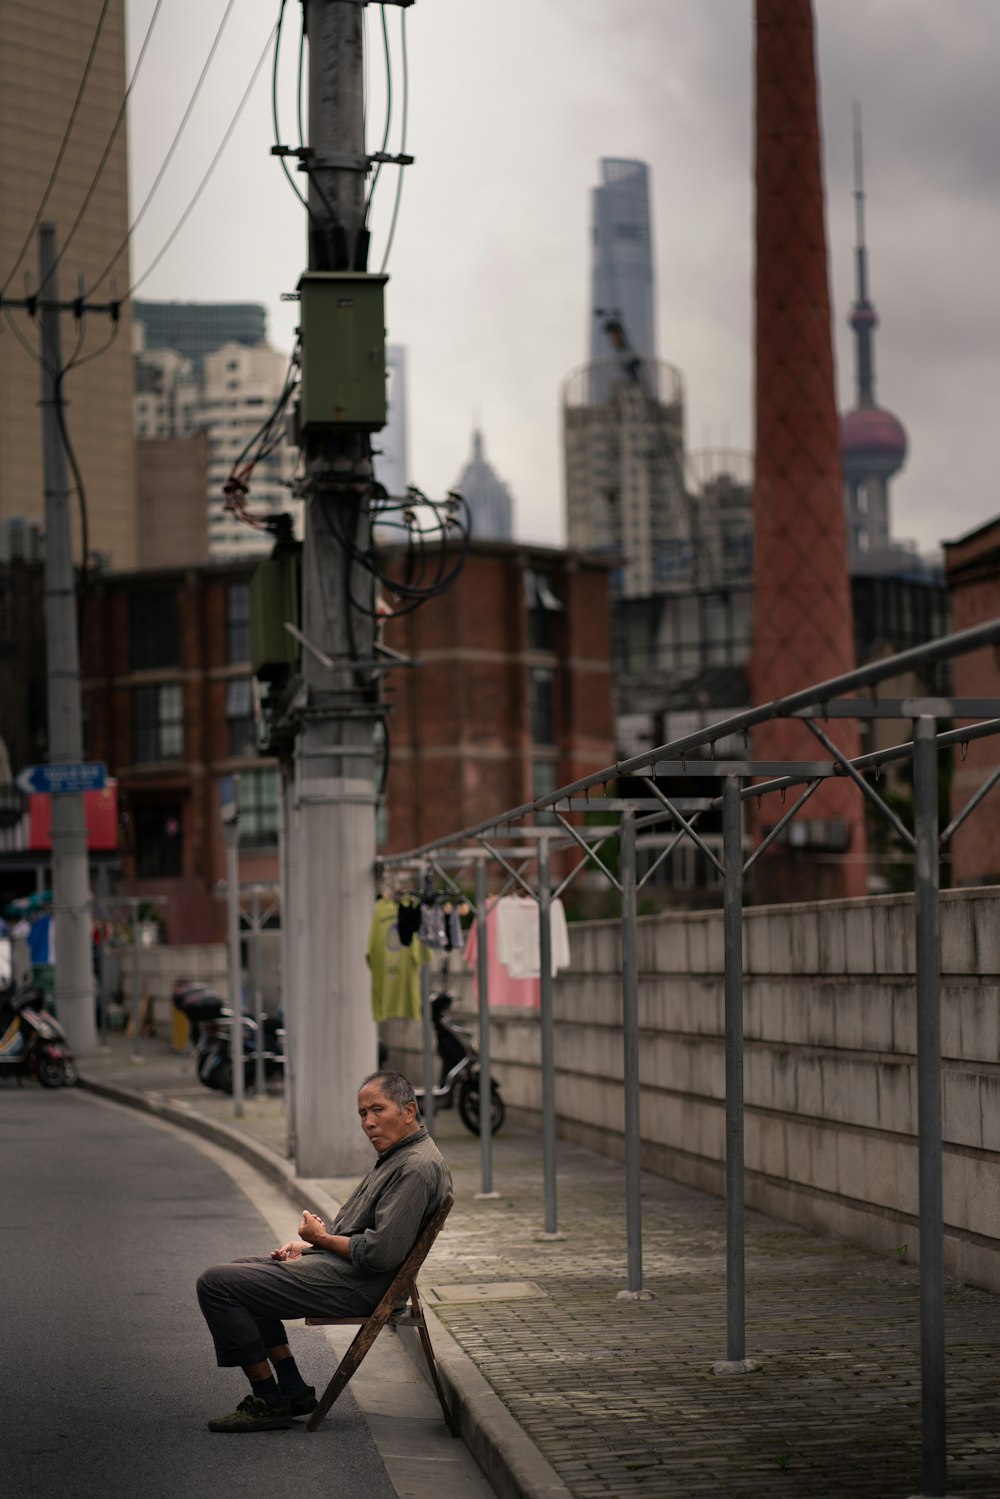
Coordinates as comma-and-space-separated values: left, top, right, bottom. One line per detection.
564, 158, 691, 598
0, 0, 137, 568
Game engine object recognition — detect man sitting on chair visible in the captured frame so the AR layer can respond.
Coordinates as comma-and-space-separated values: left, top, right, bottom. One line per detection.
197, 1069, 452, 1433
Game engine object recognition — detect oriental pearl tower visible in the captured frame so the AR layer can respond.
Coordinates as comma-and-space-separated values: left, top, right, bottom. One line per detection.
841, 107, 908, 565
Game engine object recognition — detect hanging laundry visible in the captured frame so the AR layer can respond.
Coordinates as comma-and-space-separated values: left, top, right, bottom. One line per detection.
367, 897, 429, 1021
444, 903, 464, 952
464, 905, 540, 1010
418, 900, 448, 950
495, 895, 571, 979
395, 895, 422, 948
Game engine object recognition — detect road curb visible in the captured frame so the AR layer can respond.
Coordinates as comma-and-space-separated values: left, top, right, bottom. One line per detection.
78, 1073, 570, 1499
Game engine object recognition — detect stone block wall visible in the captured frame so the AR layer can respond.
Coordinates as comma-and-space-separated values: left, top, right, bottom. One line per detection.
383, 886, 1000, 1292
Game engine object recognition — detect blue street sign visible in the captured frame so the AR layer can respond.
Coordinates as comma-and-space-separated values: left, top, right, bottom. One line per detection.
15, 761, 108, 796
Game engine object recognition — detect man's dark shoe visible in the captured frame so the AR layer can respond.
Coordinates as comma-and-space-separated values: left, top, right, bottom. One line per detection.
207, 1394, 294, 1433
288, 1385, 317, 1418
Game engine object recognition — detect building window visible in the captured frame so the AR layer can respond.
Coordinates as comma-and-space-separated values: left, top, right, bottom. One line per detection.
226, 582, 251, 663
130, 588, 180, 670
524, 569, 562, 652
532, 759, 558, 824
133, 801, 183, 878
226, 678, 256, 757
237, 769, 279, 847
530, 667, 556, 745
132, 683, 184, 763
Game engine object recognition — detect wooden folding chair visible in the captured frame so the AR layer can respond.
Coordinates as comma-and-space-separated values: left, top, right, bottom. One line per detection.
303, 1191, 458, 1435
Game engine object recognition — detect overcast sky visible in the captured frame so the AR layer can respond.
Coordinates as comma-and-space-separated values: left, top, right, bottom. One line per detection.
125, 0, 1000, 559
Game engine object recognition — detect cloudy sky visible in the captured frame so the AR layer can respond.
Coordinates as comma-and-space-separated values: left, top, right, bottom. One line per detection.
125, 0, 1000, 558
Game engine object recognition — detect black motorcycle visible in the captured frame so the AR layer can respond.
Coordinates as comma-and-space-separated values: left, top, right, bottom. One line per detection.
0, 971, 79, 1089
413, 991, 505, 1136
194, 1004, 286, 1096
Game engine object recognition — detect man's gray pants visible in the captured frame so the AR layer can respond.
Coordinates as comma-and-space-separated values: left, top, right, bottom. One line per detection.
196, 1256, 374, 1367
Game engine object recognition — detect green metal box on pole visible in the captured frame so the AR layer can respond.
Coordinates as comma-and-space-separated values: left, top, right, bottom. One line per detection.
297, 271, 388, 431
250, 552, 300, 681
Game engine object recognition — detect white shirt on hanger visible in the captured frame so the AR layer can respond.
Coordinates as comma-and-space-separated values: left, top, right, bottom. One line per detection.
495, 895, 571, 979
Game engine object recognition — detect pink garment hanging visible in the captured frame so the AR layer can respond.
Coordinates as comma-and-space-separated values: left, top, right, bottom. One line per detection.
464, 905, 541, 1010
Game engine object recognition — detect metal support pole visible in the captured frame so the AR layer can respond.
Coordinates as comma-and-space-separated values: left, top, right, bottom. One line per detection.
251, 889, 265, 1097
224, 823, 245, 1119
420, 959, 435, 1138
130, 899, 142, 1063
38, 223, 94, 1057
913, 716, 948, 1497
714, 776, 751, 1373
618, 809, 652, 1299
474, 856, 498, 1197
279, 764, 298, 1159
537, 834, 563, 1239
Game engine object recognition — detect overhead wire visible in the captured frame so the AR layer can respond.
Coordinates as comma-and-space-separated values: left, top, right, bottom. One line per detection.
378, 5, 408, 273
365, 4, 393, 224
38, 0, 167, 296
126, 19, 279, 298
0, 0, 113, 297
88, 0, 239, 296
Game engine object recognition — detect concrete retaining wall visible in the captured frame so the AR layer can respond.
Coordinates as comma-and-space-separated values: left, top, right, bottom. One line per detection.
383, 886, 1000, 1293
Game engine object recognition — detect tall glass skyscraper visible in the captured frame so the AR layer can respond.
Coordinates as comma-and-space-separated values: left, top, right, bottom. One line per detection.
588, 159, 656, 402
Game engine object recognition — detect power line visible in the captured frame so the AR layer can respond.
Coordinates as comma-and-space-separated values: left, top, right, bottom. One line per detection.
0, 0, 113, 297
365, 5, 393, 224
38, 0, 167, 296
378, 6, 409, 274
88, 0, 239, 295
126, 21, 279, 299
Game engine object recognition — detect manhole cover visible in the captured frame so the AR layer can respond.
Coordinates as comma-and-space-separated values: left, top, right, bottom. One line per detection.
427, 1280, 548, 1304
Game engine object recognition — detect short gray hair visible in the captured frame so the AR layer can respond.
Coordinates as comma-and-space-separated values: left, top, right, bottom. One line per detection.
360, 1070, 417, 1110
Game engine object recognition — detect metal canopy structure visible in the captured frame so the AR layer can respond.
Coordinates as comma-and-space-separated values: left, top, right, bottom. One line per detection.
379, 617, 1000, 1499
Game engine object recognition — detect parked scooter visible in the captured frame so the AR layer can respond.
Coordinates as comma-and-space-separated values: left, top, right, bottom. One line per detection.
413, 991, 505, 1136
195, 1005, 286, 1096
0, 939, 78, 1088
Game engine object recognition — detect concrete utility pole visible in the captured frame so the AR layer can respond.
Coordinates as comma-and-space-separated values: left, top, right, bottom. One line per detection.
293, 1, 379, 1175
38, 223, 95, 1056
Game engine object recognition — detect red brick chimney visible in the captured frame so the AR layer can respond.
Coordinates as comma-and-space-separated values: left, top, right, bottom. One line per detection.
750, 0, 868, 900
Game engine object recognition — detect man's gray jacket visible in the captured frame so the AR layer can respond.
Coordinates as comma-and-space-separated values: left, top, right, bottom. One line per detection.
283, 1126, 452, 1309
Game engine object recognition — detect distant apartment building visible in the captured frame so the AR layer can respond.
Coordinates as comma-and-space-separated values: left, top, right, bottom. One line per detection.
202, 342, 298, 560
133, 301, 267, 376
133, 310, 298, 561
0, 0, 137, 568
563, 357, 689, 597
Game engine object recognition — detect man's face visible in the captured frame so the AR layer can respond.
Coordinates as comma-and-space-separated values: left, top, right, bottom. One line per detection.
357, 1082, 418, 1153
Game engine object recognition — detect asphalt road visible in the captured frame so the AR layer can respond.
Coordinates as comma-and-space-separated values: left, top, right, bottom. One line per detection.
0, 1082, 398, 1499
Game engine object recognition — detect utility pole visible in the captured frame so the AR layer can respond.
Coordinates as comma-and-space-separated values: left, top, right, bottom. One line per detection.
38, 223, 95, 1056
293, 1, 379, 1175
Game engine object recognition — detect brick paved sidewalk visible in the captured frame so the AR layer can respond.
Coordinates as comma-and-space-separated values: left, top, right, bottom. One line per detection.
82, 1035, 1000, 1498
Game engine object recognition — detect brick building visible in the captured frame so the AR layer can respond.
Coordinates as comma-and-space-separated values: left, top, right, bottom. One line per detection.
943, 518, 1000, 887
380, 542, 615, 853
75, 542, 613, 940
81, 564, 279, 943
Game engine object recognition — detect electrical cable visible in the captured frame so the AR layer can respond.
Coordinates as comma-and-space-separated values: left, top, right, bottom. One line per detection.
38, 0, 167, 296
88, 0, 239, 295
365, 5, 393, 223
0, 0, 113, 297
378, 6, 408, 273
126, 21, 278, 298
273, 0, 310, 218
